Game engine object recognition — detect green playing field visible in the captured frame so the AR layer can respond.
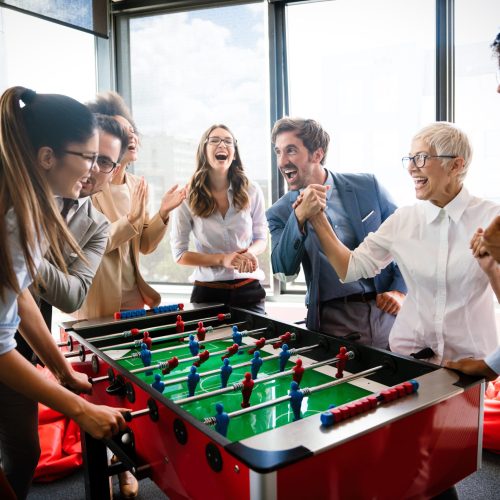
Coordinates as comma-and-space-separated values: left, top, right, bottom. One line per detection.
114, 335, 372, 441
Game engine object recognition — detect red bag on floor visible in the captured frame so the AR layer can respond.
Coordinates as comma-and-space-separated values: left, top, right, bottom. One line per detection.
33, 368, 82, 482
484, 376, 500, 453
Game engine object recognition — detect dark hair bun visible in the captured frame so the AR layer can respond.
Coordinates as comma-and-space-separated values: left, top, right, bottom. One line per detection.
20, 88, 37, 105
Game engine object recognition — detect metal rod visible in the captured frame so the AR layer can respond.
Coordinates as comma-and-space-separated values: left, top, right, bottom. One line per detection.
88, 312, 232, 343
204, 364, 384, 424
101, 320, 246, 353
176, 351, 351, 405
160, 344, 320, 387
129, 333, 297, 375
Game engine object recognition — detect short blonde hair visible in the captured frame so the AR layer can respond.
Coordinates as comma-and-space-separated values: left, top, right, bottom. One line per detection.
412, 122, 472, 182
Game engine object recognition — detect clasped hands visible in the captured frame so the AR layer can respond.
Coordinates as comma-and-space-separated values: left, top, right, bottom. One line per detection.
222, 249, 258, 273
292, 184, 330, 228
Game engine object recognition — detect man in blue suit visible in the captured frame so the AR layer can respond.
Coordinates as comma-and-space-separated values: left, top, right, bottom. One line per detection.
266, 117, 406, 348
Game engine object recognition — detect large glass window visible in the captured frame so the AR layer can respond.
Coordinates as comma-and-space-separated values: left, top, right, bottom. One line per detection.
0, 7, 96, 101
285, 0, 435, 290
128, 4, 271, 288
455, 0, 500, 203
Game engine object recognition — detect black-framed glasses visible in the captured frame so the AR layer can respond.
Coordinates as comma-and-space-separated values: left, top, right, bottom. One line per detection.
64, 150, 98, 168
206, 136, 236, 147
402, 153, 457, 169
96, 155, 118, 173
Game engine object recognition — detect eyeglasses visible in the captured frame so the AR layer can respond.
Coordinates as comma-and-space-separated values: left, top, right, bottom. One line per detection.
402, 153, 457, 169
96, 155, 118, 173
64, 150, 98, 168
206, 136, 236, 147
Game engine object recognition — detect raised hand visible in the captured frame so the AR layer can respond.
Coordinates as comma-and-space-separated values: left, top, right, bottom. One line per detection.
127, 177, 147, 225
159, 184, 188, 222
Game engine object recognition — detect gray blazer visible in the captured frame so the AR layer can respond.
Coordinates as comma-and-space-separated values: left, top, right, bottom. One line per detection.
37, 198, 110, 313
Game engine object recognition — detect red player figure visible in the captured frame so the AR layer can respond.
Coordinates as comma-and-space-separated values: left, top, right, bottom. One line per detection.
336, 346, 349, 379
178, 303, 184, 310
194, 350, 210, 367
196, 321, 206, 341
273, 331, 292, 349
142, 331, 152, 350
221, 343, 239, 360
161, 356, 179, 375
241, 372, 255, 408
131, 328, 140, 336
176, 315, 185, 333
217, 313, 226, 321
248, 337, 266, 355
292, 358, 305, 385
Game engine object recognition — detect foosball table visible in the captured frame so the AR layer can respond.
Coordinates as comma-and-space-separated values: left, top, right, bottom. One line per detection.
61, 303, 484, 500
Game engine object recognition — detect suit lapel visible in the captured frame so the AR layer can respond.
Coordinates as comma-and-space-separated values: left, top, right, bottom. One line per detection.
332, 172, 365, 244
92, 182, 121, 223
68, 202, 94, 249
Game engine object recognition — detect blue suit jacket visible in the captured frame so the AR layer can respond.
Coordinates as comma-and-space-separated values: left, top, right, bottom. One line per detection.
266, 171, 407, 331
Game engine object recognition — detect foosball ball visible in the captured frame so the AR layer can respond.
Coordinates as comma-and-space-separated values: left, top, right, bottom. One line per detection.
60, 303, 484, 500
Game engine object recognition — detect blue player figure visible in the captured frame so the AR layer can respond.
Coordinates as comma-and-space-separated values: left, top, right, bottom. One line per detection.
151, 373, 165, 394
214, 402, 230, 437
220, 358, 233, 388
232, 325, 243, 354
188, 334, 200, 356
187, 365, 200, 397
279, 343, 291, 372
250, 351, 263, 380
139, 342, 153, 376
289, 381, 304, 421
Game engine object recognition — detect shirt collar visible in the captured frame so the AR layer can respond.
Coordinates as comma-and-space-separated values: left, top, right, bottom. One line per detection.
54, 195, 86, 213
424, 186, 470, 224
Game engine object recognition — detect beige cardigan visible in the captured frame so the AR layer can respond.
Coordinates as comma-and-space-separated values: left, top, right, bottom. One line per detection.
76, 173, 167, 320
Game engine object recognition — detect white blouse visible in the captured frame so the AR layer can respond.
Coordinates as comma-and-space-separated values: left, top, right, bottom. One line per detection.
345, 187, 500, 364
171, 182, 267, 283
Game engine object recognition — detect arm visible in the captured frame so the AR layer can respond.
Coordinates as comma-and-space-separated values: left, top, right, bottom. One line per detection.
140, 183, 187, 255
267, 202, 307, 278
0, 349, 127, 439
309, 212, 351, 280
373, 176, 407, 295
445, 355, 498, 381
36, 214, 109, 313
471, 228, 500, 302
17, 289, 90, 391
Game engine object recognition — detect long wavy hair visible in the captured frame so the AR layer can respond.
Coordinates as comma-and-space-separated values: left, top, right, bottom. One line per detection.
0, 86, 93, 299
189, 124, 249, 218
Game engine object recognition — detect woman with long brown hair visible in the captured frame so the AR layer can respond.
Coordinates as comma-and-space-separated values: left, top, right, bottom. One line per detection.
0, 86, 126, 499
171, 124, 267, 313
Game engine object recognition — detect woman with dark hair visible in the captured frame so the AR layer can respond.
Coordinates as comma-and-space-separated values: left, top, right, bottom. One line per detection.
78, 91, 186, 319
0, 86, 126, 499
171, 124, 267, 313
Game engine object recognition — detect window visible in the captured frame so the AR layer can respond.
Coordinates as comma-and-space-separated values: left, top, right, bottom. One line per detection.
284, 0, 435, 290
128, 4, 271, 288
455, 0, 500, 203
0, 7, 96, 101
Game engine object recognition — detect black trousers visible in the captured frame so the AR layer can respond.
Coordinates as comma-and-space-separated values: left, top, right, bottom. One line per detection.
190, 279, 266, 314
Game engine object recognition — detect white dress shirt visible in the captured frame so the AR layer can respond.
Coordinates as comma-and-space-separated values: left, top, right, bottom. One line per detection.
344, 187, 500, 364
171, 182, 267, 283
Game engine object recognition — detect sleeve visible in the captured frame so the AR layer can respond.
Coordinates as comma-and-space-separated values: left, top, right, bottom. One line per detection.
250, 184, 268, 242
105, 214, 140, 253
485, 348, 500, 376
266, 201, 306, 280
170, 201, 193, 263
36, 217, 110, 313
373, 176, 407, 293
344, 212, 397, 283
